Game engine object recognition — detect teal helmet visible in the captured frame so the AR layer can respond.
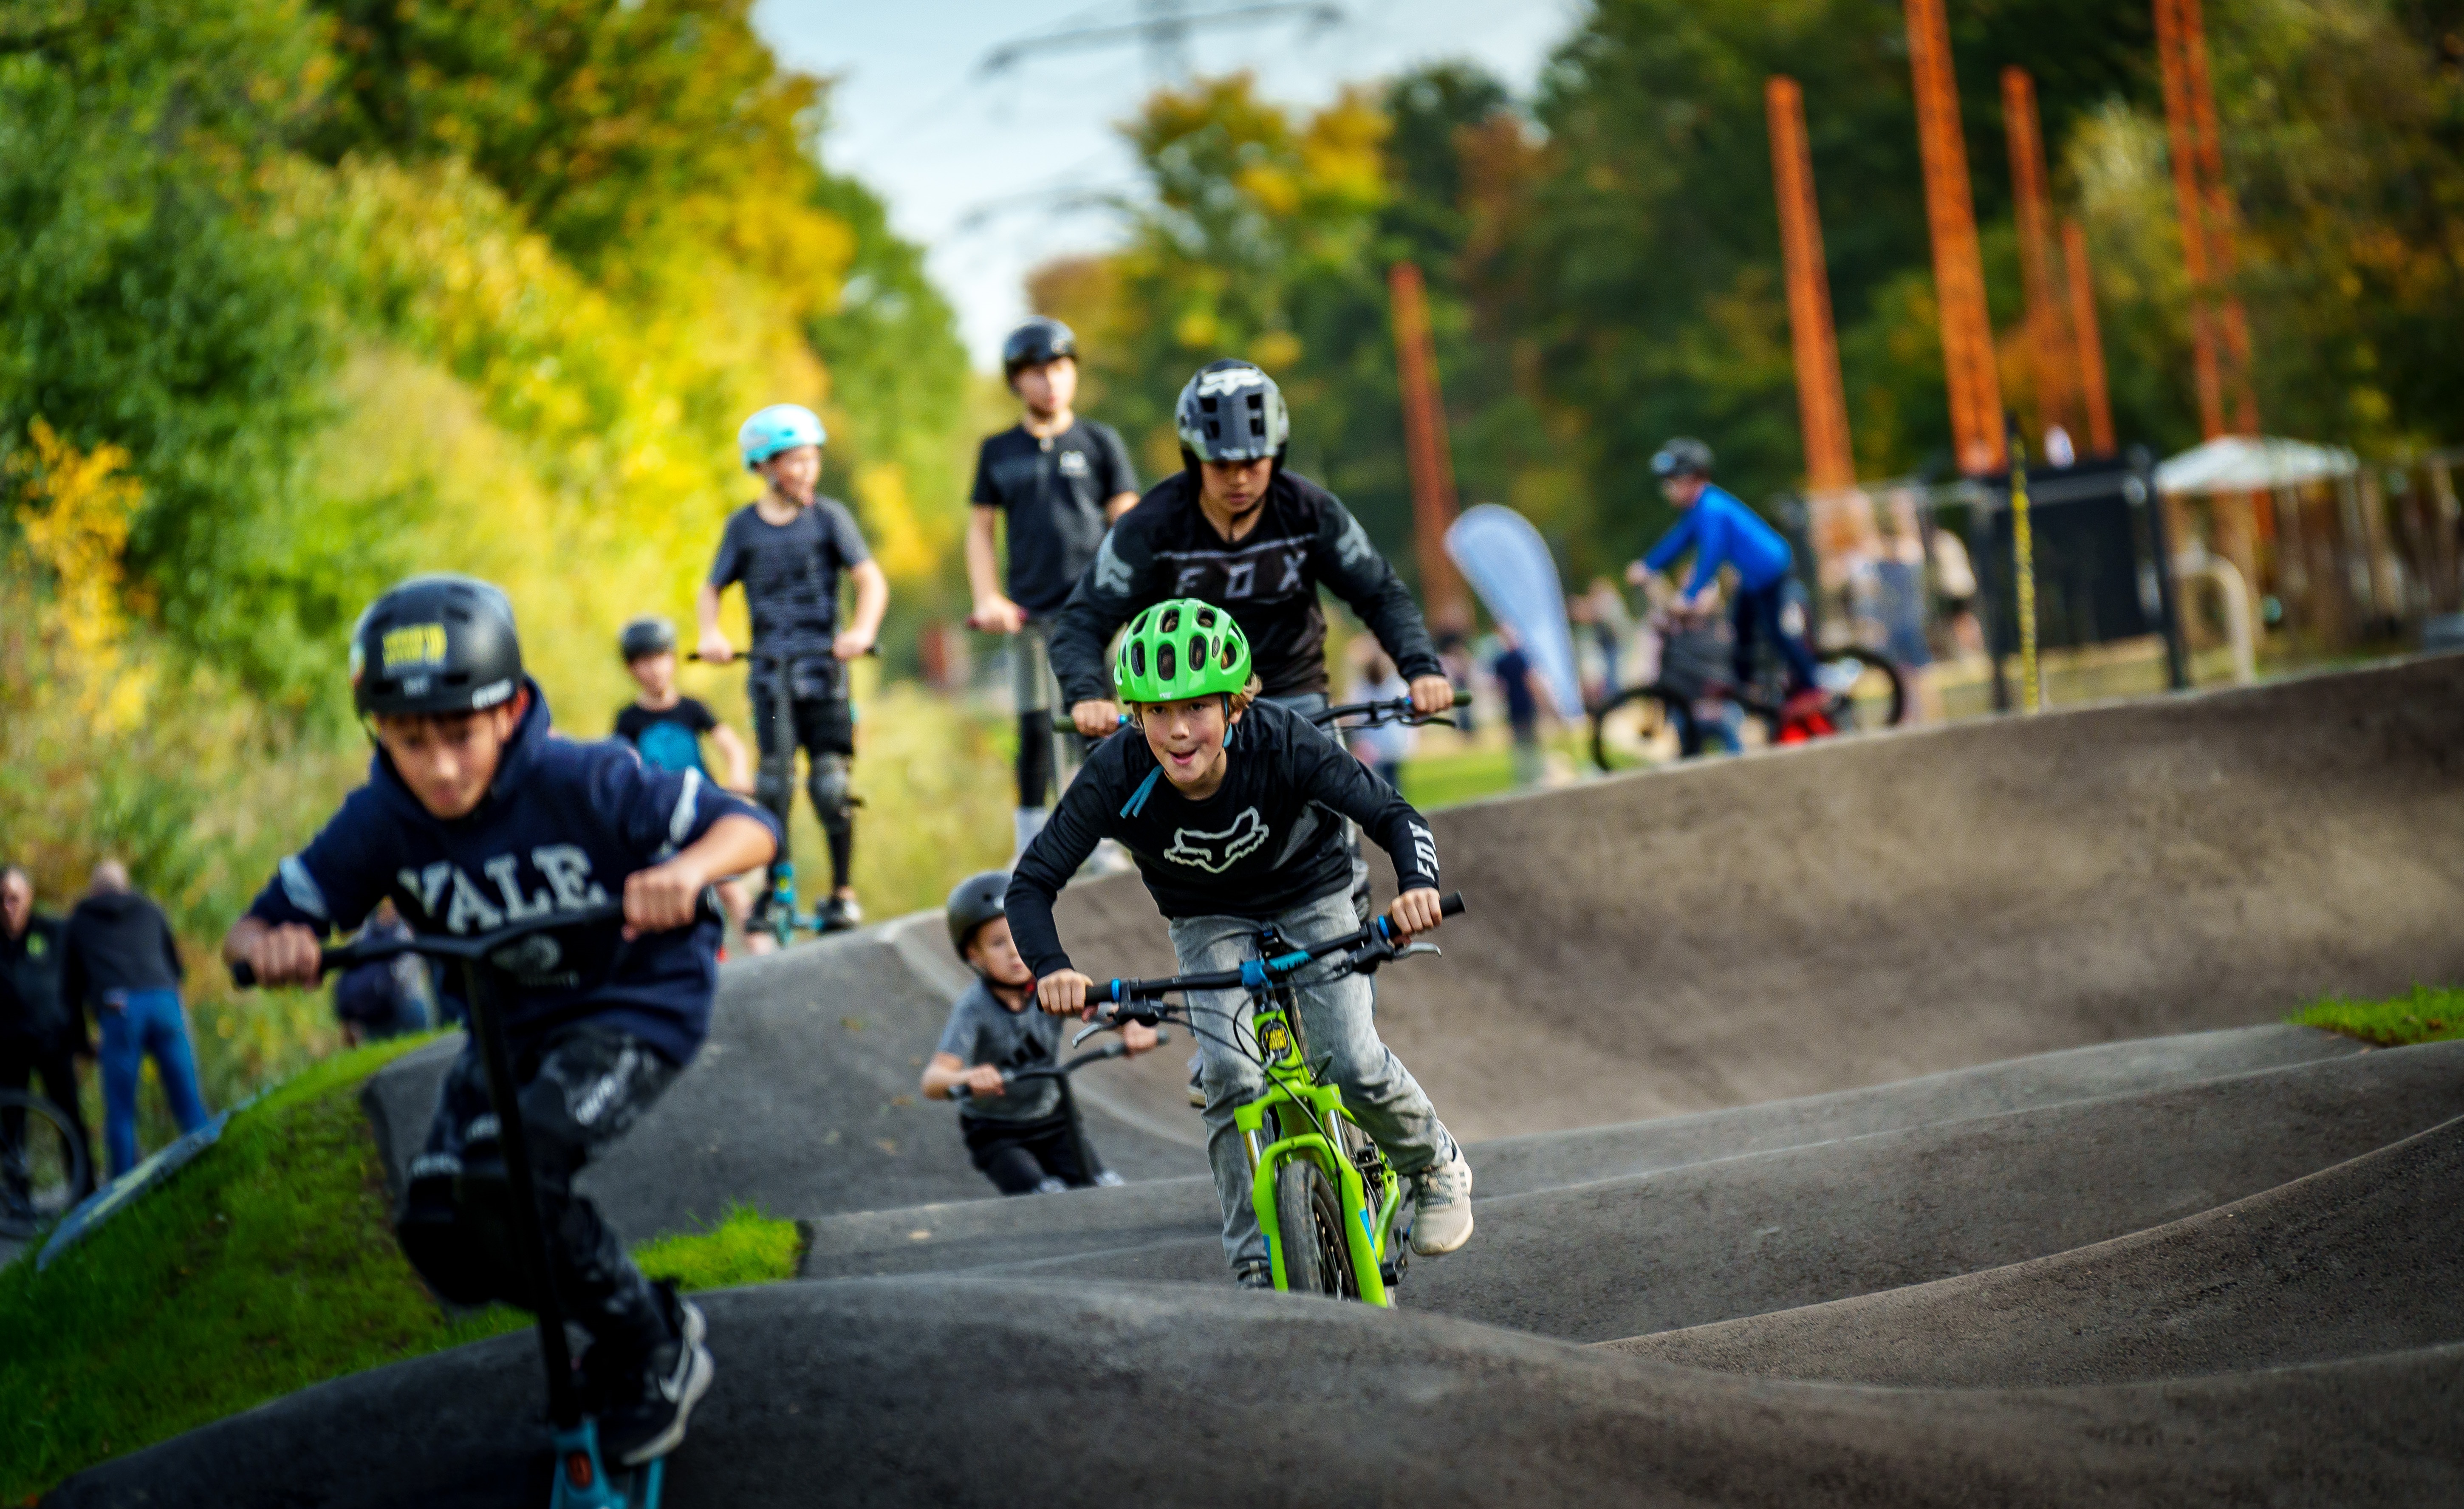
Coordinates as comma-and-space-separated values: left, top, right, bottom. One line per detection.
1115, 598, 1252, 704
739, 404, 826, 471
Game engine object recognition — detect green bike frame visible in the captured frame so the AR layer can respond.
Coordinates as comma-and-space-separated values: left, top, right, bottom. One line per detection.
1236, 988, 1405, 1306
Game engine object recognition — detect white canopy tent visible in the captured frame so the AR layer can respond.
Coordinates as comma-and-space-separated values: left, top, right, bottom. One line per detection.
2156, 435, 2358, 496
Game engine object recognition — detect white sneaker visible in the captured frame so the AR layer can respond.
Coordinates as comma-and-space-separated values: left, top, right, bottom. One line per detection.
1410, 1147, 1474, 1256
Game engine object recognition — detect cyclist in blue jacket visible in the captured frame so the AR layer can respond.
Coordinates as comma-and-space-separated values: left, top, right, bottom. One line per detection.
1626, 438, 1823, 715
223, 575, 778, 1470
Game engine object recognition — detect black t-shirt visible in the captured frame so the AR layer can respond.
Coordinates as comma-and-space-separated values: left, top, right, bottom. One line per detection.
0, 915, 72, 1047
1047, 469, 1443, 704
705, 498, 872, 662
971, 419, 1138, 615
1005, 700, 1441, 979
614, 698, 720, 777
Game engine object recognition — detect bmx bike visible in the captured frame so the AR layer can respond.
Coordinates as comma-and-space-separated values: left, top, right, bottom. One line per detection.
234, 901, 674, 1509
1072, 891, 1467, 1304
1590, 612, 1905, 770
947, 1028, 1173, 1191
1054, 689, 1472, 741
0, 1088, 90, 1242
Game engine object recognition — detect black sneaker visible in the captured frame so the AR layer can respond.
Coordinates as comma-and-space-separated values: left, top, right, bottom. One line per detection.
599, 1283, 713, 1468
818, 895, 863, 933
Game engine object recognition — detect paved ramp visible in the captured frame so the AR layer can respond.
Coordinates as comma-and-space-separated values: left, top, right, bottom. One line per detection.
57, 658, 2464, 1504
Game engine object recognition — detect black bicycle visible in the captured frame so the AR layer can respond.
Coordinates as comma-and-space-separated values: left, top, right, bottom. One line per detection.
234, 902, 674, 1508
1591, 613, 1905, 769
0, 1088, 90, 1241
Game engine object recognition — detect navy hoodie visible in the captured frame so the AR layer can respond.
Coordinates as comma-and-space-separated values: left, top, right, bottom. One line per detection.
244, 680, 777, 1064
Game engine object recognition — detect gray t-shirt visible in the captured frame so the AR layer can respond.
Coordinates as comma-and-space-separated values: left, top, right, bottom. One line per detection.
933, 978, 1064, 1122
705, 497, 872, 663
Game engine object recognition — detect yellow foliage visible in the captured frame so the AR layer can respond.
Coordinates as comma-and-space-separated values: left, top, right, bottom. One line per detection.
13, 421, 152, 730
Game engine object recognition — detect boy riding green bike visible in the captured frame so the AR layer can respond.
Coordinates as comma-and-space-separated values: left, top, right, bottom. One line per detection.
1005, 599, 1474, 1291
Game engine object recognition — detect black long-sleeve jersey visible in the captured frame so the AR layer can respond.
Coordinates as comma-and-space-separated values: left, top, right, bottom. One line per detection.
1005, 700, 1440, 980
1046, 468, 1443, 706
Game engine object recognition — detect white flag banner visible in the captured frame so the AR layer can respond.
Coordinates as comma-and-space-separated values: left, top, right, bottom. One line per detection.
1444, 504, 1585, 721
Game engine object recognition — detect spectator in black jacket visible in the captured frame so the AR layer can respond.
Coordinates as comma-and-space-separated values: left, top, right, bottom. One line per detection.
63, 861, 209, 1177
2, 864, 95, 1201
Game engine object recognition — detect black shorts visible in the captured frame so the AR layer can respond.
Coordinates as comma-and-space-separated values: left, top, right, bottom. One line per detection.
749, 658, 855, 759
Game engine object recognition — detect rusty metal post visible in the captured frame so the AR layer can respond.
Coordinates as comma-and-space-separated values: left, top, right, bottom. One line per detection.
1766, 77, 1857, 496
2061, 218, 2118, 456
1386, 261, 1469, 629
2001, 68, 2078, 452
1905, 0, 2003, 475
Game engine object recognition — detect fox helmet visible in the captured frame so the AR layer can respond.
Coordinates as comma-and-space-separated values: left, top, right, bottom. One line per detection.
739, 404, 826, 471
349, 575, 524, 718
1114, 597, 1253, 705
1651, 437, 1715, 480
1174, 359, 1289, 465
945, 870, 1012, 963
1002, 317, 1077, 381
618, 616, 677, 663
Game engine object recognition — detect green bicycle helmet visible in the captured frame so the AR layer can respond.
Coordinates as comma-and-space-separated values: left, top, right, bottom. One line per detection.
1115, 598, 1252, 704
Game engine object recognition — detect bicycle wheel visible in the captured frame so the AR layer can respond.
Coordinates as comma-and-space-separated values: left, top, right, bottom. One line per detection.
1590, 685, 1698, 771
1272, 1157, 1357, 1298
0, 1090, 90, 1241
1814, 648, 1907, 732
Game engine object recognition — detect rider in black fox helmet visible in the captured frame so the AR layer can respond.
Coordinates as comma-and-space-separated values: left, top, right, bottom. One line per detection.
1002, 318, 1077, 382
349, 574, 524, 719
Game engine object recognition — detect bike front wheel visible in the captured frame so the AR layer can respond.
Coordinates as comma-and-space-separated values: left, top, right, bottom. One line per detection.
1590, 685, 1700, 771
1273, 1158, 1357, 1299
0, 1090, 91, 1241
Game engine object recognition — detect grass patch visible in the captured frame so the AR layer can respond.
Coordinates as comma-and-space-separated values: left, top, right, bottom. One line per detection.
0, 1039, 800, 1501
2291, 985, 2464, 1047
1399, 734, 1588, 811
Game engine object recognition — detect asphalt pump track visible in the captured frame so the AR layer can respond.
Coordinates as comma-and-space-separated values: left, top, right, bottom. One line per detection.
49, 656, 2464, 1505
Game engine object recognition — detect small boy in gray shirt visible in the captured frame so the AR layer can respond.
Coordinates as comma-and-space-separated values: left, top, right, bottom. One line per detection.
922, 870, 1154, 1194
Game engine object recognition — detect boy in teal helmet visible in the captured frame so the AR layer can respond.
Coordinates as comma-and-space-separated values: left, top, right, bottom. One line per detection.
1005, 599, 1475, 1286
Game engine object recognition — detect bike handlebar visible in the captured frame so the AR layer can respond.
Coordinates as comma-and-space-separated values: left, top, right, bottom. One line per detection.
1051, 691, 1471, 737
947, 1026, 1172, 1101
1081, 892, 1464, 1023
228, 901, 636, 989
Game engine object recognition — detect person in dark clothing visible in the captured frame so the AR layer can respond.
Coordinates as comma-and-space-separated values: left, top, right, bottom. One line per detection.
695, 404, 888, 933
1010, 601, 1475, 1286
921, 870, 1155, 1194
63, 860, 209, 1178
1048, 360, 1453, 740
329, 899, 433, 1046
965, 319, 1142, 857
2, 864, 96, 1202
226, 574, 779, 1468
615, 616, 761, 948
1489, 629, 1547, 789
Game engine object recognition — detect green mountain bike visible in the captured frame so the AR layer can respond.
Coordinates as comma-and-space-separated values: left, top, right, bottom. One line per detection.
1073, 891, 1465, 1304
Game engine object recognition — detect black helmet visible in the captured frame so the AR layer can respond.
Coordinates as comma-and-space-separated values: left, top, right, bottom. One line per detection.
1175, 359, 1290, 465
618, 616, 678, 663
945, 870, 1011, 962
1002, 317, 1077, 381
1651, 438, 1715, 480
349, 574, 524, 718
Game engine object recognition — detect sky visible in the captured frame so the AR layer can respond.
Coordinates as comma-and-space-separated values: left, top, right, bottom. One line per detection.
753, 0, 1581, 369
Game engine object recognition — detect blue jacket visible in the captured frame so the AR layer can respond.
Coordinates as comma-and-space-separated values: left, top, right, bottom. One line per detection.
244, 681, 777, 1064
1642, 485, 1794, 596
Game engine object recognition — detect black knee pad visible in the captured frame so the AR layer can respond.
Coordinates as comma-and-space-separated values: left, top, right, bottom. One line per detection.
808, 754, 854, 833
754, 766, 794, 819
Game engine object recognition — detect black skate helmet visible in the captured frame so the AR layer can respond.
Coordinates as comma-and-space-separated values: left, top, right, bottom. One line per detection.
1002, 318, 1078, 381
618, 616, 678, 663
349, 574, 524, 719
946, 870, 1012, 963
1651, 438, 1715, 480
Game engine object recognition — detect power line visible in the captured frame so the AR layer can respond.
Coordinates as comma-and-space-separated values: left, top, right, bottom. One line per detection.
979, 0, 1344, 86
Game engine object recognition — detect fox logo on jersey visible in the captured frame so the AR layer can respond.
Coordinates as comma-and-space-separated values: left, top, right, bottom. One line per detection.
1164, 808, 1269, 873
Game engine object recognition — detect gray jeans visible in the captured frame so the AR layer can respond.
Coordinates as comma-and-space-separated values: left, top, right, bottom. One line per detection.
1171, 888, 1455, 1274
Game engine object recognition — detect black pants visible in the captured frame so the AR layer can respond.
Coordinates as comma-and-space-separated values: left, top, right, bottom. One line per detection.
748, 658, 857, 892
1732, 579, 1821, 695
0, 1037, 95, 1201
396, 1025, 678, 1361
962, 1108, 1103, 1195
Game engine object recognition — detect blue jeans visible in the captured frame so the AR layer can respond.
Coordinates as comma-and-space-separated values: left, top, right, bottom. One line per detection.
1171, 889, 1455, 1276
97, 988, 211, 1177
1732, 578, 1821, 695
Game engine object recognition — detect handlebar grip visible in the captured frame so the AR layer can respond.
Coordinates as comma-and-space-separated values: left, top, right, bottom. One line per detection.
228, 960, 257, 989
1440, 892, 1466, 918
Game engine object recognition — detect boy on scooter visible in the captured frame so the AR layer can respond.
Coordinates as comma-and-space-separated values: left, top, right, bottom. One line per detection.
922, 870, 1156, 1194
1005, 600, 1475, 1288
223, 575, 778, 1468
